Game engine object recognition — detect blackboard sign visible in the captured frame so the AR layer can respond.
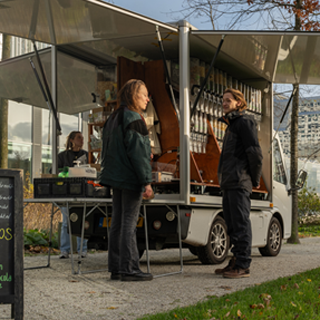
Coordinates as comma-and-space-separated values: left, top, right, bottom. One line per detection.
0, 169, 23, 320
0, 176, 14, 295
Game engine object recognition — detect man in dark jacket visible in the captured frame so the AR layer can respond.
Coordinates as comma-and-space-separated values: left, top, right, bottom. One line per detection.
100, 79, 153, 281
215, 88, 263, 279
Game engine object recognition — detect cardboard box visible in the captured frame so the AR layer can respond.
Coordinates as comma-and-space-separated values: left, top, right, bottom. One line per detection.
41, 174, 58, 178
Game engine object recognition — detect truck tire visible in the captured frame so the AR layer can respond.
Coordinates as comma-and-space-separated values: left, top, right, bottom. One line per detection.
188, 246, 198, 256
197, 216, 229, 264
259, 217, 282, 256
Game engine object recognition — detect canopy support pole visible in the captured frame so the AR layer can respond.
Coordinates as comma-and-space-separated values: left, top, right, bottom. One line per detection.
179, 21, 191, 205
51, 46, 58, 174
156, 26, 180, 123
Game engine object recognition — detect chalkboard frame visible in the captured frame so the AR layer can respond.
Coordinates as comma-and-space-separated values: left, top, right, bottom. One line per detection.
0, 169, 24, 320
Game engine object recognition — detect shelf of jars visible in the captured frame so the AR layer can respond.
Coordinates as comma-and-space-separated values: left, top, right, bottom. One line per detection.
185, 58, 263, 152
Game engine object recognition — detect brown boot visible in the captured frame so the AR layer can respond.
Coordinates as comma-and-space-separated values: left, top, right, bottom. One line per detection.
223, 267, 250, 279
214, 257, 236, 275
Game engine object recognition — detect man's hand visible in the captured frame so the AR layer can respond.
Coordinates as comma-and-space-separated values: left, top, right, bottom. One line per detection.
142, 184, 153, 199
256, 185, 260, 189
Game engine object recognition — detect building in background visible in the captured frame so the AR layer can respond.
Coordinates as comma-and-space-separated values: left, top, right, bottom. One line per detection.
275, 96, 320, 158
274, 95, 320, 193
6, 36, 88, 182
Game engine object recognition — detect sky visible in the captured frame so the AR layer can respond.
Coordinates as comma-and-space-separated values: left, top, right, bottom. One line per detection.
112, 0, 214, 29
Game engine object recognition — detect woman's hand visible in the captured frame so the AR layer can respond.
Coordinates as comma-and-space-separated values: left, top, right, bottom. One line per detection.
142, 184, 154, 199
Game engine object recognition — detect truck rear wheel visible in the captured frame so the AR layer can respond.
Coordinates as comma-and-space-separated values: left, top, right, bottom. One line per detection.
259, 217, 282, 256
197, 216, 229, 264
188, 246, 198, 256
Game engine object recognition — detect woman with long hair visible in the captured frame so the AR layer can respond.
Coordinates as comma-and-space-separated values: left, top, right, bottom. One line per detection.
58, 131, 88, 259
100, 79, 153, 281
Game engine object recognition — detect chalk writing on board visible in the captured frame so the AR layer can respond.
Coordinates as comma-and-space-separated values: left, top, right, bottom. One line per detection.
0, 228, 13, 241
0, 176, 14, 296
0, 182, 13, 189
0, 213, 11, 220
0, 195, 12, 200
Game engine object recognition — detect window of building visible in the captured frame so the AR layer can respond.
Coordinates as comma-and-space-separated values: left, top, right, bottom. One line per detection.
8, 101, 32, 143
42, 109, 52, 146
59, 113, 79, 151
41, 146, 52, 174
8, 142, 32, 184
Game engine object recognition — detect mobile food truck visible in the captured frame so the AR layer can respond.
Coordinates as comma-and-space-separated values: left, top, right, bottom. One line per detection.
0, 0, 312, 265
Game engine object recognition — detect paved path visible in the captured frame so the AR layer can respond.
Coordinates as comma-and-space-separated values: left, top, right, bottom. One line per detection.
1, 237, 320, 320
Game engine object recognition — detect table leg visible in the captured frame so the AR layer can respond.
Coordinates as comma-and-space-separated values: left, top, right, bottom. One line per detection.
66, 202, 76, 274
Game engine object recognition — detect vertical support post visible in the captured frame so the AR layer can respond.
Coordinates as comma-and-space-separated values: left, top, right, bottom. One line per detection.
51, 46, 58, 174
78, 113, 83, 132
179, 21, 191, 205
143, 204, 150, 273
270, 83, 274, 205
47, 203, 54, 267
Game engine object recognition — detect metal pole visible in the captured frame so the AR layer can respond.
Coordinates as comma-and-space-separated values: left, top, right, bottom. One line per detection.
179, 20, 191, 205
51, 46, 58, 174
156, 26, 180, 123
143, 204, 150, 273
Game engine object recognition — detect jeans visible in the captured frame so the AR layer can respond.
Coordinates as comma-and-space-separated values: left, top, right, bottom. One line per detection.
60, 207, 88, 253
222, 189, 252, 269
108, 188, 143, 274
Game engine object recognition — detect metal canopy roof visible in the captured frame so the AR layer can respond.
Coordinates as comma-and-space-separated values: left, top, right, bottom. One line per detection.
193, 31, 320, 85
0, 1, 320, 115
0, 0, 179, 114
0, 0, 178, 45
0, 48, 98, 114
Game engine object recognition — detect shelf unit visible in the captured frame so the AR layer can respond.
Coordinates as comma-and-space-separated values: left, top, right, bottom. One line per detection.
88, 100, 117, 164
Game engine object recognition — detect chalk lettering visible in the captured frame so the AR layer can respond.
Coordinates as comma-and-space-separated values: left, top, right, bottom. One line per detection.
0, 213, 11, 219
0, 283, 2, 289
0, 182, 13, 189
0, 195, 12, 200
0, 228, 12, 240
0, 205, 8, 210
0, 265, 2, 270
0, 273, 12, 282
6, 228, 12, 241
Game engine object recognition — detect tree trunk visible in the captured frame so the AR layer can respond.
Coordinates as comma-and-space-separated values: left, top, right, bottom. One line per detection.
287, 83, 300, 244
0, 34, 11, 169
287, 0, 302, 244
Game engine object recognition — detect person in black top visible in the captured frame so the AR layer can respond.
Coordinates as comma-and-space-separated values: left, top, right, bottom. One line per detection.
58, 131, 88, 169
215, 88, 263, 279
58, 131, 89, 259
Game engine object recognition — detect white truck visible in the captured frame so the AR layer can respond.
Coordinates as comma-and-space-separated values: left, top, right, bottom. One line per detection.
0, 1, 310, 264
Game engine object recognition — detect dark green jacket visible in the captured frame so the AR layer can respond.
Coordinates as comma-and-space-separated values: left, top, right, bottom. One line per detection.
99, 104, 152, 192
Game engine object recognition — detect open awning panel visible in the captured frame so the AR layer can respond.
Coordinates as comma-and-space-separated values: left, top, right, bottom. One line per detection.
0, 0, 177, 45
193, 31, 320, 85
275, 35, 320, 85
0, 49, 97, 114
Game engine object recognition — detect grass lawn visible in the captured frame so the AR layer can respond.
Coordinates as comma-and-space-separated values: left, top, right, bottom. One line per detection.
298, 224, 320, 238
138, 267, 320, 320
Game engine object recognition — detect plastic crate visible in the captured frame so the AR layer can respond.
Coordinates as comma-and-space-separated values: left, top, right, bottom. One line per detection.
33, 177, 111, 198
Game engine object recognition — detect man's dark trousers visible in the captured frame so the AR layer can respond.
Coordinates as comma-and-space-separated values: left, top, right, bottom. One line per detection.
223, 188, 252, 269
